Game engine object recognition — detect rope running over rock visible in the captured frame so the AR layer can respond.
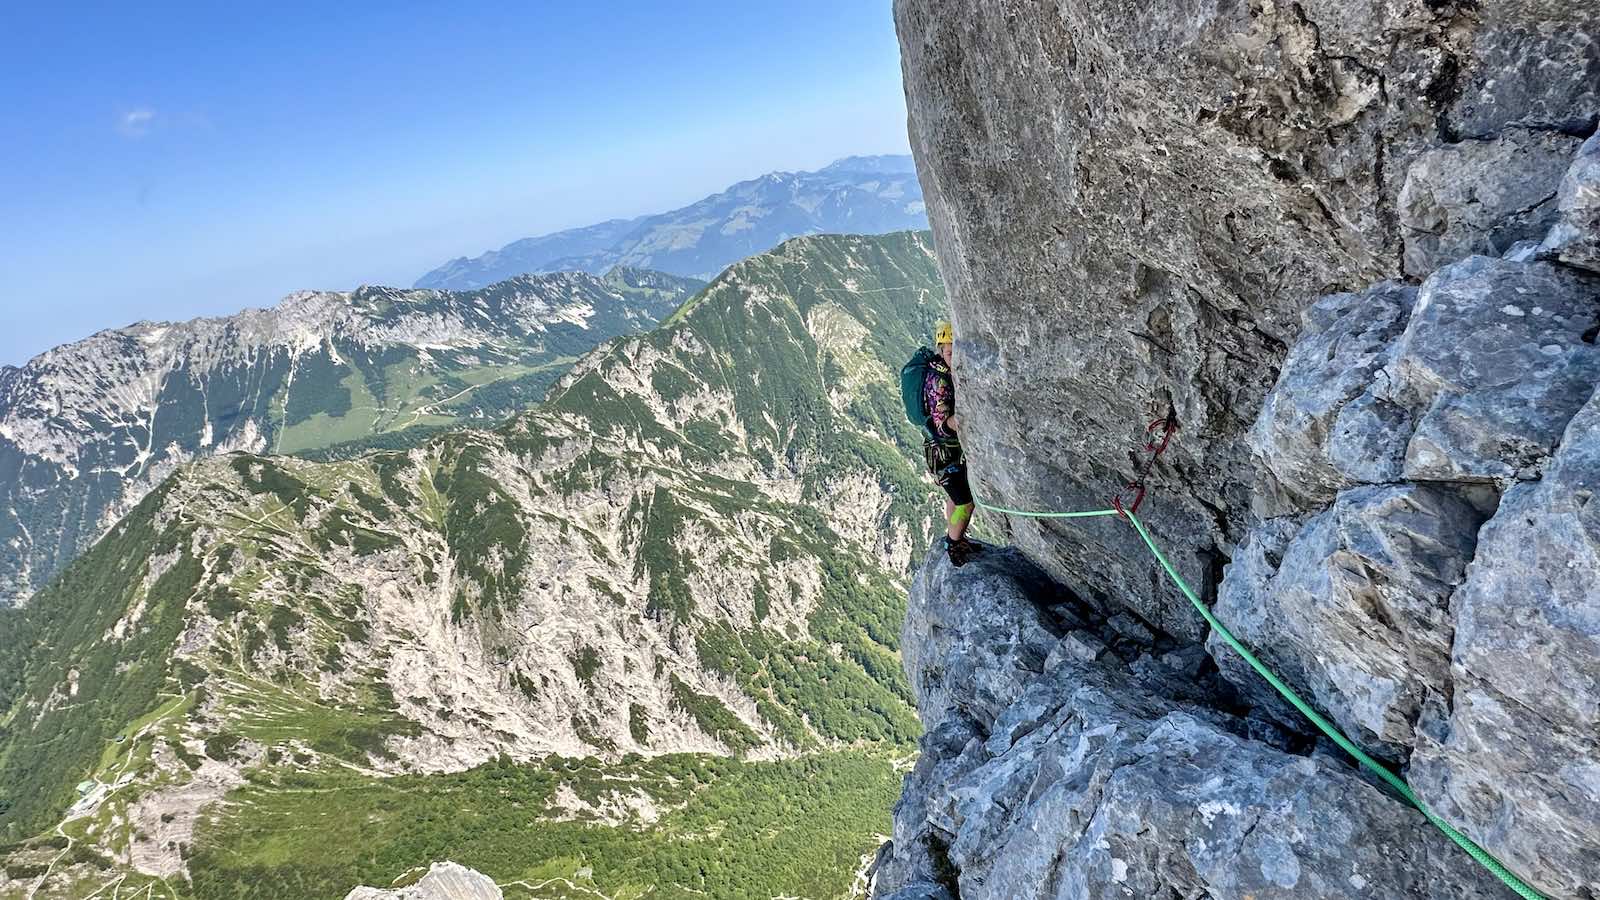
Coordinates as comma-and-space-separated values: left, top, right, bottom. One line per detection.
971, 491, 1548, 899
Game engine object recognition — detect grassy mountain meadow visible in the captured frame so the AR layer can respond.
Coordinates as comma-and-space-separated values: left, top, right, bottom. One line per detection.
0, 231, 946, 899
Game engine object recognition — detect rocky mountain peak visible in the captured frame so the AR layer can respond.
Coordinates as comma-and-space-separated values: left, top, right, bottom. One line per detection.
345, 862, 501, 900
0, 268, 703, 607
822, 154, 920, 175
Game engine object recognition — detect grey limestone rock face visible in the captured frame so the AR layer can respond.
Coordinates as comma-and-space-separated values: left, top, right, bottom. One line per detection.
1390, 256, 1600, 484
344, 862, 502, 900
1542, 132, 1600, 274
873, 546, 1509, 900
1252, 254, 1600, 505
895, 0, 1600, 643
1398, 130, 1580, 277
1407, 387, 1600, 900
1250, 282, 1417, 508
1443, 2, 1600, 140
893, 2, 1600, 898
1212, 148, 1600, 896
1210, 485, 1485, 763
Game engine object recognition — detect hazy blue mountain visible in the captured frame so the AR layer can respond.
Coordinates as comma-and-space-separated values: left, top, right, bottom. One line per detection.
415, 155, 927, 289
413, 216, 646, 294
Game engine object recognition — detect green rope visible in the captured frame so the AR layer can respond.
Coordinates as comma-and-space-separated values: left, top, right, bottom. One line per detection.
968, 492, 1548, 898
1121, 510, 1547, 900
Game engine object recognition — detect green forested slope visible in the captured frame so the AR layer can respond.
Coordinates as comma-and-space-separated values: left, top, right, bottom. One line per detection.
0, 267, 703, 607
0, 232, 945, 900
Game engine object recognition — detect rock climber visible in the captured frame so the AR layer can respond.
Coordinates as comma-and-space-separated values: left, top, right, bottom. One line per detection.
924, 320, 979, 566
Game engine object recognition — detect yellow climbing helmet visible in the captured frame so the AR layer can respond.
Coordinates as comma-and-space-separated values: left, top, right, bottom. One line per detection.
934, 320, 954, 345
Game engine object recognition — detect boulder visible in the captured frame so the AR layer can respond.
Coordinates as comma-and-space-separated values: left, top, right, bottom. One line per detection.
1255, 254, 1600, 496
1250, 282, 1416, 508
1391, 256, 1600, 484
344, 862, 502, 900
1211, 486, 1485, 763
1542, 132, 1600, 274
1399, 130, 1579, 277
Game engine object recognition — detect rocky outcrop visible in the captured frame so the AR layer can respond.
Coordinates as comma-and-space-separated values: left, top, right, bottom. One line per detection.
895, 0, 1598, 637
1398, 131, 1579, 277
1406, 388, 1600, 898
1223, 179, 1600, 897
875, 546, 1509, 899
888, 1, 1600, 898
345, 862, 501, 900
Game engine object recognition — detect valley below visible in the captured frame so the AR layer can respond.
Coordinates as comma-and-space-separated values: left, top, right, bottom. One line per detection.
0, 232, 946, 899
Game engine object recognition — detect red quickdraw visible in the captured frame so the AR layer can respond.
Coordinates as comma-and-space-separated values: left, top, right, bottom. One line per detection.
1112, 405, 1179, 520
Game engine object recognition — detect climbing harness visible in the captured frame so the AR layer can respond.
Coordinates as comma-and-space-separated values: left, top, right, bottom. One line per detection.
923, 437, 962, 477
970, 416, 1548, 900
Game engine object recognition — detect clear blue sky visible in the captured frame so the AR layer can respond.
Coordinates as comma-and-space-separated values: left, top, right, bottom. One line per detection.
0, 2, 911, 366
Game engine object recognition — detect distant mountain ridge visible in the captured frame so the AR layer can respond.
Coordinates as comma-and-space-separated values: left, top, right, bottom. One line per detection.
0, 232, 944, 898
415, 155, 926, 290
0, 267, 702, 607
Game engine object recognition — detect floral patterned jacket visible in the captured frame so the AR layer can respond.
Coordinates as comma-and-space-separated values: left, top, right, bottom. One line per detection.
922, 354, 957, 442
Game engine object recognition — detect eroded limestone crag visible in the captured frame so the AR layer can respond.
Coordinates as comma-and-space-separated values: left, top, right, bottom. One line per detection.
344, 861, 502, 900
895, 0, 1598, 637
883, 1, 1600, 897
874, 546, 1511, 899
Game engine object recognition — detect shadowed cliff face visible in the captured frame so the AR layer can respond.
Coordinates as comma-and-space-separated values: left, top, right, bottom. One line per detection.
893, 0, 1597, 639
885, 1, 1600, 898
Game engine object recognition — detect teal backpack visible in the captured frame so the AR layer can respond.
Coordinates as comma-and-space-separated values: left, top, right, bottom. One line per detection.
900, 347, 940, 440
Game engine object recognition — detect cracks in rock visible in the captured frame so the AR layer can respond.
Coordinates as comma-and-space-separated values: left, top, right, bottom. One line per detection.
1423, 38, 1466, 144
1289, 1, 1391, 106
1130, 330, 1176, 356
1502, 189, 1561, 223
1194, 497, 1233, 556
1202, 543, 1230, 611
1233, 807, 1267, 853
1375, 135, 1409, 278
1038, 843, 1069, 899
1306, 190, 1348, 240
924, 831, 962, 898
1414, 0, 1483, 143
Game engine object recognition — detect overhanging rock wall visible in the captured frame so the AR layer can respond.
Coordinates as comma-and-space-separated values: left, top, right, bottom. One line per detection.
883, 1, 1600, 897
894, 0, 1597, 637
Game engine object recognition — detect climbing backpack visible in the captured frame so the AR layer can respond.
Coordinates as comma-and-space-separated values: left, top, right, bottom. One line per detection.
900, 346, 940, 440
